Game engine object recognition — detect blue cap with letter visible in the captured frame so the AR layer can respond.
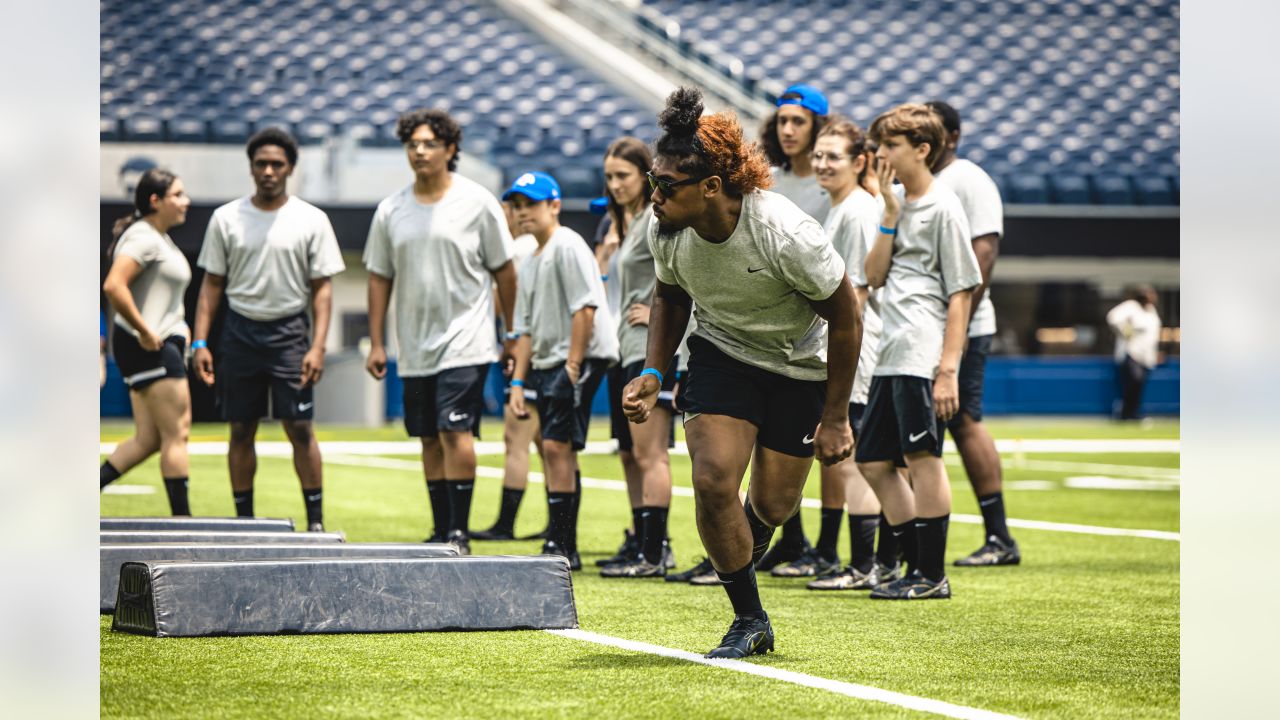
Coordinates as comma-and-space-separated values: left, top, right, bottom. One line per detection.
502, 171, 561, 202
776, 84, 829, 117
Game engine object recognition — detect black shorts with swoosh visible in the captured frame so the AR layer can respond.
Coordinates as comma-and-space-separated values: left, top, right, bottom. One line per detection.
402, 363, 488, 438
854, 375, 946, 464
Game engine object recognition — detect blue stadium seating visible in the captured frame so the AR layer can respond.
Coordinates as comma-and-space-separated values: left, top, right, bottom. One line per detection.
1050, 174, 1092, 205
1092, 174, 1136, 205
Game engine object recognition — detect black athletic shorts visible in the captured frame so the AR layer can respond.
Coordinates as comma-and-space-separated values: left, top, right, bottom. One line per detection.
217, 309, 313, 422
112, 326, 186, 390
528, 358, 610, 451
680, 335, 826, 458
849, 402, 865, 439
946, 333, 992, 429
608, 359, 679, 452
855, 375, 946, 465
403, 363, 488, 438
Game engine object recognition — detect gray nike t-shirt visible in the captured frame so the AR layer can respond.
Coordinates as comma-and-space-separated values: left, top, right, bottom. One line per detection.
874, 182, 982, 379
514, 226, 620, 370
363, 176, 514, 377
197, 196, 345, 321
935, 159, 1003, 338
823, 188, 882, 403
614, 209, 660, 367
113, 220, 192, 340
649, 190, 845, 381
770, 167, 830, 224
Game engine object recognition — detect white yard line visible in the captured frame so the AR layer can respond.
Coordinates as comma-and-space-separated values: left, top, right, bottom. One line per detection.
547, 629, 1022, 720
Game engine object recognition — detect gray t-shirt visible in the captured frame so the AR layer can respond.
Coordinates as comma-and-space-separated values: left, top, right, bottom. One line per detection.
614, 210, 660, 367
197, 196, 345, 321
514, 226, 620, 370
113, 220, 192, 340
363, 177, 514, 376
649, 190, 845, 381
823, 188, 882, 403
770, 167, 830, 224
935, 159, 1003, 338
875, 183, 982, 379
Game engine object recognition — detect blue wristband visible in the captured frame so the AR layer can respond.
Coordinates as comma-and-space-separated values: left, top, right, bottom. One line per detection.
191, 339, 208, 350
510, 379, 524, 387
601, 274, 609, 282
640, 367, 664, 385
878, 225, 897, 236
504, 331, 520, 341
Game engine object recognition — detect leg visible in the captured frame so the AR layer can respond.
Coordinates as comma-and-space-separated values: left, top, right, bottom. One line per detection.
139, 378, 192, 515
283, 419, 324, 529
421, 436, 449, 539
228, 418, 259, 516
685, 414, 758, 572
475, 405, 536, 539
439, 429, 477, 537
103, 389, 161, 481
630, 408, 675, 566
903, 451, 951, 582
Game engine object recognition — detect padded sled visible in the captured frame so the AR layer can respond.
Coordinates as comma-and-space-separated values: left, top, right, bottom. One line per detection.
101, 517, 295, 532
100, 543, 460, 612
112, 555, 578, 636
101, 530, 345, 544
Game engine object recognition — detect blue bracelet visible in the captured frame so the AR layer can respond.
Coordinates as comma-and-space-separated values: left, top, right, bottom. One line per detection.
504, 331, 520, 341
191, 339, 208, 350
510, 379, 524, 387
640, 367, 664, 385
878, 225, 897, 236
601, 274, 609, 282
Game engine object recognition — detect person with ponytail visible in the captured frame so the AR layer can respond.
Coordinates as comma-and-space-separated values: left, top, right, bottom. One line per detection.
621, 87, 859, 658
100, 168, 194, 515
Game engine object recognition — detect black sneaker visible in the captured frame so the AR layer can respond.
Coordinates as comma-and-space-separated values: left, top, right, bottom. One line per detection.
661, 539, 676, 569
771, 548, 840, 577
806, 564, 880, 591
869, 570, 952, 600
600, 556, 666, 578
705, 613, 774, 659
953, 535, 1021, 567
307, 522, 325, 532
446, 529, 471, 556
665, 556, 714, 583
470, 525, 516, 541
423, 529, 447, 544
596, 529, 640, 567
542, 540, 582, 571
755, 538, 810, 572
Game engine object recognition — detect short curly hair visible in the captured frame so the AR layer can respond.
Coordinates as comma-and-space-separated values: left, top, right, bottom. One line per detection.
396, 109, 463, 172
246, 127, 299, 166
655, 86, 772, 197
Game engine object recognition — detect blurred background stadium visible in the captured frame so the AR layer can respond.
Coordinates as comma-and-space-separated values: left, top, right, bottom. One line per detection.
99, 0, 1179, 423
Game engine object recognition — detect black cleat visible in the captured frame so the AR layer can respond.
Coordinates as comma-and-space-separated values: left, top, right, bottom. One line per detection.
869, 570, 952, 600
771, 548, 840, 577
446, 529, 471, 556
665, 556, 714, 583
806, 564, 881, 591
755, 538, 810, 572
661, 539, 676, 569
423, 529, 447, 544
596, 529, 640, 566
600, 557, 666, 578
953, 535, 1021, 567
307, 522, 325, 533
705, 614, 775, 659
542, 540, 582, 571
470, 525, 516, 541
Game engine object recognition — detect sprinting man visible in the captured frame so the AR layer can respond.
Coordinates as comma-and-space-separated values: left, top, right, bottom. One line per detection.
623, 87, 859, 657
363, 108, 517, 554
192, 127, 345, 530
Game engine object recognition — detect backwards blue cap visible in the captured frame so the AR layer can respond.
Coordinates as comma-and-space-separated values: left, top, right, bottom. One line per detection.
502, 171, 561, 202
777, 84, 829, 117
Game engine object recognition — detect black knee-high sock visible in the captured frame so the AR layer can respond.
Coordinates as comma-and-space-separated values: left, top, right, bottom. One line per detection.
891, 519, 919, 573
233, 489, 254, 518
640, 506, 669, 564
447, 479, 474, 534
977, 492, 1013, 544
848, 514, 879, 574
914, 515, 950, 582
630, 507, 644, 540
426, 480, 448, 536
303, 487, 323, 526
547, 491, 575, 549
779, 511, 805, 546
100, 460, 123, 489
494, 487, 524, 530
569, 470, 582, 551
816, 508, 843, 562
163, 477, 190, 516
875, 513, 900, 567
743, 499, 776, 565
716, 561, 765, 618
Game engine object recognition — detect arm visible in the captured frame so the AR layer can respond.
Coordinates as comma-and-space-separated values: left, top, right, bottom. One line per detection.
102, 257, 161, 351
622, 280, 692, 423
506, 335, 533, 419
365, 271, 393, 380
491, 260, 518, 373
865, 160, 900, 289
564, 305, 596, 384
192, 272, 226, 385
595, 223, 620, 277
807, 276, 860, 466
852, 285, 869, 322
934, 289, 974, 421
967, 233, 1000, 324
301, 277, 333, 387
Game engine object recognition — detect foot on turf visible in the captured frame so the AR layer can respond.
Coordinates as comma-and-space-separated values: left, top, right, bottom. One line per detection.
705, 613, 774, 659
600, 557, 666, 578
869, 570, 951, 600
307, 522, 325, 532
771, 548, 839, 577
446, 529, 471, 556
806, 564, 881, 590
470, 525, 516, 541
541, 540, 582, 571
688, 564, 723, 586
596, 529, 640, 567
755, 538, 810, 572
953, 535, 1021, 567
662, 539, 676, 569
423, 530, 447, 544
665, 556, 714, 583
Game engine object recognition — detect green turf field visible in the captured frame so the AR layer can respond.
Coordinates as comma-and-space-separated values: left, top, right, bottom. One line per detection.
100, 417, 1178, 719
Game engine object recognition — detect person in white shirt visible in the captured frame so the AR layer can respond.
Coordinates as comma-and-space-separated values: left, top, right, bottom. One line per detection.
363, 109, 518, 554
1107, 285, 1162, 420
100, 168, 194, 516
192, 128, 346, 531
759, 84, 833, 225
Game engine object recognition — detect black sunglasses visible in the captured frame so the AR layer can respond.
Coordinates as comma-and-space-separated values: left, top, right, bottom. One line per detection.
646, 171, 705, 198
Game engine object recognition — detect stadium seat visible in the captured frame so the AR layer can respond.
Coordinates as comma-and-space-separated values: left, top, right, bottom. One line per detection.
1091, 174, 1136, 205
1007, 173, 1050, 204
210, 118, 252, 144
101, 117, 121, 142
123, 117, 164, 142
167, 116, 208, 143
1049, 174, 1091, 204
1133, 174, 1175, 206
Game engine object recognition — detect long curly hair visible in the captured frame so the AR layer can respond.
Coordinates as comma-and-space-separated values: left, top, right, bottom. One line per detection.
655, 87, 772, 198
758, 103, 828, 170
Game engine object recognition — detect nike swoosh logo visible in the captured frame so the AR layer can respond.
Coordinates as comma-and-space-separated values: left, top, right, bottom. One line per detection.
298, 402, 314, 411
801, 434, 814, 445
548, 498, 565, 504
448, 412, 469, 422
747, 267, 765, 273
908, 430, 929, 442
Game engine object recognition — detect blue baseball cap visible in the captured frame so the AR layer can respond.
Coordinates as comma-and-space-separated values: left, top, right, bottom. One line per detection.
502, 171, 561, 202
777, 84, 829, 117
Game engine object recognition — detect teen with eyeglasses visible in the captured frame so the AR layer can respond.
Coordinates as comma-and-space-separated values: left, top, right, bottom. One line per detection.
622, 88, 859, 658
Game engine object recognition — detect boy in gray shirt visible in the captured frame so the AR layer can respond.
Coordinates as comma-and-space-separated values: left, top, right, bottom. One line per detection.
856, 104, 983, 600
506, 172, 619, 570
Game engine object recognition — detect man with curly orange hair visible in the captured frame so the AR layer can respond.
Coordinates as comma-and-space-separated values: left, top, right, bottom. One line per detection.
621, 87, 860, 659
